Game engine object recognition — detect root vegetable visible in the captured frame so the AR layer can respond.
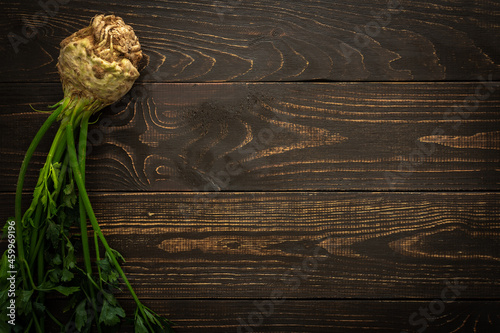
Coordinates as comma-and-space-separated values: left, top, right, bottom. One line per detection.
1, 14, 173, 333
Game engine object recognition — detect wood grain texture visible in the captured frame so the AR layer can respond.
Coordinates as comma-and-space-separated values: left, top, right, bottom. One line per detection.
1, 1, 499, 331
1, 192, 498, 299
1, 82, 499, 192
47, 299, 500, 333
1, 0, 499, 82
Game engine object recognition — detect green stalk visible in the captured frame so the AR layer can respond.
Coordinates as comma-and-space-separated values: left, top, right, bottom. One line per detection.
28, 224, 47, 267
36, 241, 45, 331
28, 203, 43, 267
65, 105, 154, 331
78, 111, 92, 276
53, 154, 70, 204
32, 124, 67, 277
15, 99, 70, 333
22, 111, 70, 332
28, 151, 70, 268
21, 258, 37, 290
25, 123, 67, 222
32, 313, 42, 333
45, 309, 64, 329
94, 231, 103, 289
15, 99, 67, 289
77, 111, 102, 333
52, 125, 69, 168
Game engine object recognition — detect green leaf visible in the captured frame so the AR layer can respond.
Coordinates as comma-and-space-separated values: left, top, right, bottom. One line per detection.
58, 210, 67, 224
63, 179, 74, 195
39, 280, 55, 290
47, 191, 58, 217
46, 220, 60, 248
63, 180, 77, 208
1, 218, 14, 238
75, 300, 88, 331
99, 299, 125, 326
54, 285, 79, 296
50, 253, 62, 266
97, 258, 111, 272
63, 293, 79, 313
108, 248, 125, 263
48, 268, 62, 283
17, 289, 33, 315
23, 206, 36, 227
61, 268, 74, 282
50, 162, 61, 189
106, 269, 119, 284
99, 251, 123, 283
143, 307, 160, 327
65, 238, 76, 269
32, 182, 44, 206
40, 191, 48, 209
20, 290, 33, 303
33, 301, 46, 313
102, 290, 118, 306
134, 315, 148, 333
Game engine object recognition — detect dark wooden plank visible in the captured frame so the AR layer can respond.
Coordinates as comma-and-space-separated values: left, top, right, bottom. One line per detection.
1, 192, 498, 299
1, 82, 499, 192
47, 299, 500, 333
1, 0, 499, 82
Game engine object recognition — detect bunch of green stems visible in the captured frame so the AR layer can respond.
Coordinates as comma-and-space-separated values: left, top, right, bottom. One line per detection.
6, 96, 171, 332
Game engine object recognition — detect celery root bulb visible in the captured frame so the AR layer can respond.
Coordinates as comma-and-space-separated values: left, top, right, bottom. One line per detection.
57, 14, 143, 109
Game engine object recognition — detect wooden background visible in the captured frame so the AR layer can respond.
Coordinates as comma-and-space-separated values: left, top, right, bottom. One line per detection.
1, 0, 499, 332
